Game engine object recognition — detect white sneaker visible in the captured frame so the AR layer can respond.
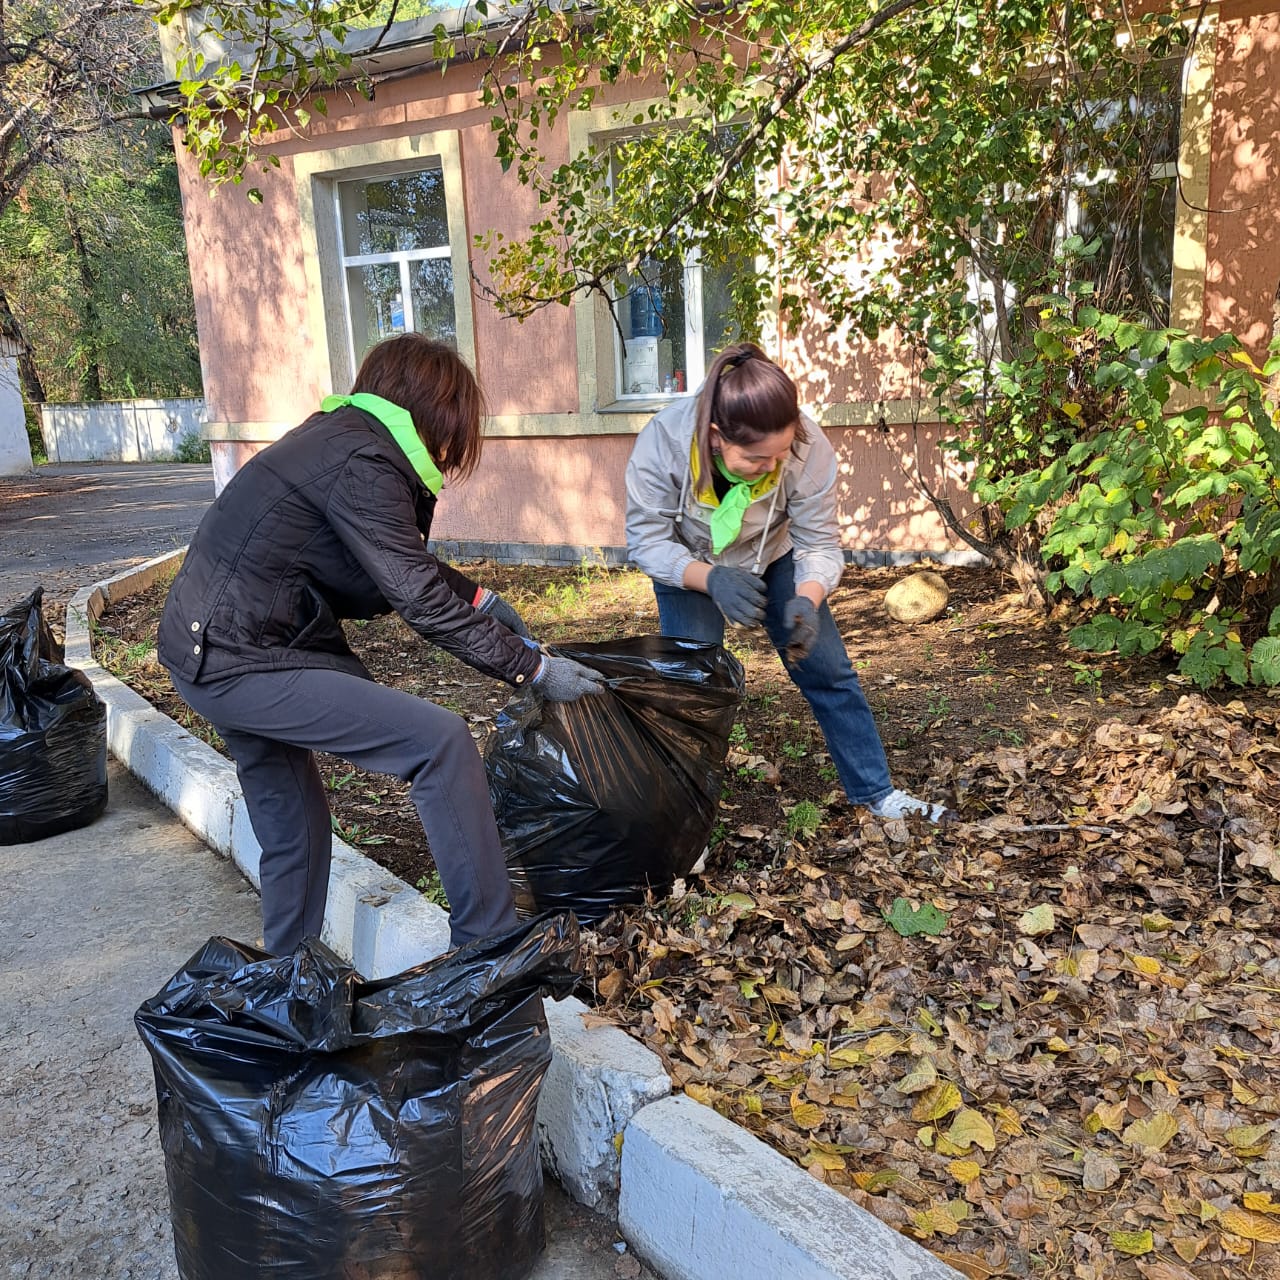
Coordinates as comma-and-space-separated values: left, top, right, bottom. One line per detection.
870, 788, 950, 824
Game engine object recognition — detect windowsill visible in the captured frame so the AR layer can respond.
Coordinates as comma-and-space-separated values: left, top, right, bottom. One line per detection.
598, 395, 689, 414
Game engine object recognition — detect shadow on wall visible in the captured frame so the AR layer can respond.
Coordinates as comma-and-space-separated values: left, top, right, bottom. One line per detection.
829, 425, 975, 553
1205, 10, 1280, 351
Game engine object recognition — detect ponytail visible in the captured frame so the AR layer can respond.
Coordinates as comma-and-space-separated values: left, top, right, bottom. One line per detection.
694, 342, 804, 483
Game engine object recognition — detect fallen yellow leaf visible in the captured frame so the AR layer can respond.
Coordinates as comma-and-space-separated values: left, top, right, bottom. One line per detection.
790, 1098, 824, 1130
946, 1108, 997, 1153
804, 1147, 848, 1172
912, 1081, 963, 1122
1244, 1191, 1280, 1214
1225, 1122, 1273, 1156
1110, 1228, 1154, 1256
897, 1056, 938, 1094
1220, 1208, 1280, 1242
948, 1159, 982, 1183
1085, 1099, 1127, 1135
1122, 1111, 1178, 1151
1130, 954, 1162, 975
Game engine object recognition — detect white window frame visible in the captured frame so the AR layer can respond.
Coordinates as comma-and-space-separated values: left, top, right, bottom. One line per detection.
334, 168, 456, 374
966, 61, 1184, 366
293, 130, 476, 396
568, 99, 762, 411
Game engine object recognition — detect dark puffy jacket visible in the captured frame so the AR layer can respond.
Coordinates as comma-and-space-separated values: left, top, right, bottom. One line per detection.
158, 404, 541, 689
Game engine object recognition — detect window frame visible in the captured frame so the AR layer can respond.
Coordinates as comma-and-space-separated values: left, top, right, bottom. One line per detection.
568, 99, 770, 412
335, 166, 457, 372
293, 130, 476, 396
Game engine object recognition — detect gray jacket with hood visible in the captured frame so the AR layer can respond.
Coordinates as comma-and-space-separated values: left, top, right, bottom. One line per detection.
624, 394, 846, 594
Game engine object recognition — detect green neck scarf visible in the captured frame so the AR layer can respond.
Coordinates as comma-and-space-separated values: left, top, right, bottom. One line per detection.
321, 392, 443, 495
690, 438, 781, 554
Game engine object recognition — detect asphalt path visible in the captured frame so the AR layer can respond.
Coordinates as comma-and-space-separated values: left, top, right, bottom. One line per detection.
0, 461, 648, 1279
0, 464, 215, 608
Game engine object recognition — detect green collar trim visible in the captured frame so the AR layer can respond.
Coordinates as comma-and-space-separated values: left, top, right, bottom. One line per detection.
688, 436, 781, 554
321, 392, 443, 495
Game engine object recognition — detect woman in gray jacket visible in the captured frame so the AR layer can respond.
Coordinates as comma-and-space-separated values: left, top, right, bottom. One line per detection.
625, 341, 946, 824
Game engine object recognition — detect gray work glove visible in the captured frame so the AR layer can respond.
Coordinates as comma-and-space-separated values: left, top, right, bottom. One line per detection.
783, 596, 819, 663
477, 588, 530, 639
533, 654, 608, 702
706, 565, 767, 627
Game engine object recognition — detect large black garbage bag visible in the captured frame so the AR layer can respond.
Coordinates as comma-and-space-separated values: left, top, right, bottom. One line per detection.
0, 588, 107, 843
135, 913, 581, 1280
485, 636, 745, 926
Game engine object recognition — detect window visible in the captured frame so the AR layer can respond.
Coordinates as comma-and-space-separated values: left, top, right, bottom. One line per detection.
1070, 61, 1181, 324
337, 167, 457, 368
606, 133, 749, 399
969, 57, 1183, 360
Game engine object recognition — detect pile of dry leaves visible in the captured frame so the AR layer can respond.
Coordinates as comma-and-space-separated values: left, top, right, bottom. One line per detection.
583, 695, 1280, 1279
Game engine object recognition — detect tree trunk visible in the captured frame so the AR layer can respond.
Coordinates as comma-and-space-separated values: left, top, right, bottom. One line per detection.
0, 284, 47, 405
63, 188, 104, 402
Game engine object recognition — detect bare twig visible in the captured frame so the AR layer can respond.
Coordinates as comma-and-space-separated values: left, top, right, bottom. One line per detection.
971, 822, 1119, 836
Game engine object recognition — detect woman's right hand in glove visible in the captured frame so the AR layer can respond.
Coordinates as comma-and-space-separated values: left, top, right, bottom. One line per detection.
532, 655, 608, 701
706, 565, 768, 627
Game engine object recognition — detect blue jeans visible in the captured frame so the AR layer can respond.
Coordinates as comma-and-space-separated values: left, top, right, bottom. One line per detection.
653, 552, 894, 807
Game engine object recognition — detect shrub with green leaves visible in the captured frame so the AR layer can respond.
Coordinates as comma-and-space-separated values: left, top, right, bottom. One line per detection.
931, 299, 1280, 688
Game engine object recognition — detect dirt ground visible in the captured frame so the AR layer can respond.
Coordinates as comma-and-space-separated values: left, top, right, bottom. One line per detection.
95, 559, 1280, 1280
95, 558, 1194, 892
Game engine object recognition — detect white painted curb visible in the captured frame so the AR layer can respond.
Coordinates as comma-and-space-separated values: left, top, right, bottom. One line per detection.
67, 550, 962, 1279
621, 1096, 962, 1279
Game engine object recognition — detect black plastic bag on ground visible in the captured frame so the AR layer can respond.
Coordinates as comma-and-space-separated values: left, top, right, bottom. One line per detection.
0, 588, 107, 843
485, 636, 745, 926
135, 913, 581, 1280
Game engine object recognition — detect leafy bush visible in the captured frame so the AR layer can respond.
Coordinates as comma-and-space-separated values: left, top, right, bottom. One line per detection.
929, 300, 1280, 687
173, 431, 211, 464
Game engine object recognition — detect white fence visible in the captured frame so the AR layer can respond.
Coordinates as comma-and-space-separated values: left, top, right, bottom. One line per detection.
40, 398, 206, 463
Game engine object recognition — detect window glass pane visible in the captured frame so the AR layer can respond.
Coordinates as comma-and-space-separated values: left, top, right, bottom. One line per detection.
338, 168, 449, 256
617, 257, 687, 394
346, 263, 405, 363
1076, 175, 1175, 324
410, 259, 457, 348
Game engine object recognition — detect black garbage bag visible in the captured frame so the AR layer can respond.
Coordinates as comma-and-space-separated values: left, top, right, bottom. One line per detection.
135, 913, 581, 1280
0, 588, 107, 844
485, 636, 745, 926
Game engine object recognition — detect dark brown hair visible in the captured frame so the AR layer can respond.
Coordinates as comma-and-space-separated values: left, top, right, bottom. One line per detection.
695, 341, 805, 483
351, 334, 487, 479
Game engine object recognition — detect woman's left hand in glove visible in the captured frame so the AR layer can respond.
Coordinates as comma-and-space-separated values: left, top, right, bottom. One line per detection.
476, 588, 531, 639
783, 596, 819, 663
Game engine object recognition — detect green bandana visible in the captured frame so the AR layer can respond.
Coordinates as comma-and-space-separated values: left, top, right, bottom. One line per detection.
321, 392, 443, 495
690, 438, 782, 554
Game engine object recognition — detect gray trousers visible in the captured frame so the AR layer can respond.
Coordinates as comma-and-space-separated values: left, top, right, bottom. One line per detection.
171, 666, 517, 954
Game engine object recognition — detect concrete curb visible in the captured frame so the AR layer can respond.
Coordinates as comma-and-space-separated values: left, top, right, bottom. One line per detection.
67, 551, 962, 1279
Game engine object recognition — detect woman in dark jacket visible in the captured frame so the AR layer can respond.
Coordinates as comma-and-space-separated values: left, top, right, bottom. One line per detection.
158, 334, 604, 954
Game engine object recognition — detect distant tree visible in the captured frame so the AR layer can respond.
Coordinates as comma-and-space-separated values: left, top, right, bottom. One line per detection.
0, 125, 201, 405
0, 0, 156, 215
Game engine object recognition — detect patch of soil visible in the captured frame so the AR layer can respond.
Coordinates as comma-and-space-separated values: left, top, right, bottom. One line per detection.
95, 560, 1199, 888
96, 560, 1280, 1278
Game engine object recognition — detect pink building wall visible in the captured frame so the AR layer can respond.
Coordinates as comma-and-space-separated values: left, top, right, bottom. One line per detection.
1204, 0, 1280, 354
174, 7, 1280, 559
